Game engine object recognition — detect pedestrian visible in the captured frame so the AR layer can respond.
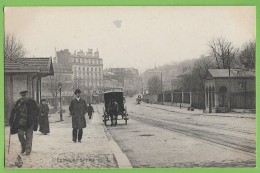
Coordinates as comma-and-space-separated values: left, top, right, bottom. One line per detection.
39, 99, 50, 135
69, 89, 88, 143
87, 103, 94, 119
9, 90, 39, 155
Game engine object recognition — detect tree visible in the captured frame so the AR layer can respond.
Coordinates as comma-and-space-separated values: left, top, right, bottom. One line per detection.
147, 76, 161, 94
4, 34, 26, 59
239, 39, 256, 69
208, 37, 238, 69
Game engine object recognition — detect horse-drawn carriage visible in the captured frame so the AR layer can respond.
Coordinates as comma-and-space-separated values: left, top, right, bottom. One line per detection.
102, 91, 129, 126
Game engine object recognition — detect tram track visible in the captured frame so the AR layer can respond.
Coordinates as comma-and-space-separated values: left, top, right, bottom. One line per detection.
131, 114, 255, 155
141, 104, 255, 119
137, 105, 255, 135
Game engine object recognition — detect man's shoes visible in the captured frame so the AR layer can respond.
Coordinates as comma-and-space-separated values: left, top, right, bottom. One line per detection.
25, 151, 30, 155
78, 140, 81, 142
21, 149, 25, 154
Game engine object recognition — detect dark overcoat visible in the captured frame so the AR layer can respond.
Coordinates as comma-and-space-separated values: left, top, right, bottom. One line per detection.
9, 98, 40, 134
69, 98, 88, 129
87, 106, 94, 116
39, 104, 50, 133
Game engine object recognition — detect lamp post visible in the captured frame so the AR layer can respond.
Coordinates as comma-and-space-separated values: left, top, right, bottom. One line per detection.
58, 82, 63, 121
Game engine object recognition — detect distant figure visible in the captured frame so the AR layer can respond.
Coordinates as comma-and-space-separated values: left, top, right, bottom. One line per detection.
39, 99, 50, 135
87, 103, 94, 119
9, 90, 39, 155
69, 89, 88, 143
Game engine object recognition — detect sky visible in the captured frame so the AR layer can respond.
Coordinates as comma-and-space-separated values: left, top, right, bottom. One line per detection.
4, 6, 255, 73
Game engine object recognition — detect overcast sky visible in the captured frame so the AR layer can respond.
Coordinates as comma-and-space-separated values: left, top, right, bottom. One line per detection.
5, 6, 255, 73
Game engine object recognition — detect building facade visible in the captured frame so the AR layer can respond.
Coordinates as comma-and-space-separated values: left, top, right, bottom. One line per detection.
205, 69, 255, 113
70, 49, 103, 93
52, 49, 104, 93
103, 68, 140, 96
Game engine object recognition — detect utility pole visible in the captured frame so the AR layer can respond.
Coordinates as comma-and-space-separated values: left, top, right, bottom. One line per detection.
228, 57, 231, 112
161, 72, 164, 104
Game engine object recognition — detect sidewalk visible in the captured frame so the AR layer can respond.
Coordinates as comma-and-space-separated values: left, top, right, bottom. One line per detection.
4, 105, 131, 169
141, 103, 256, 119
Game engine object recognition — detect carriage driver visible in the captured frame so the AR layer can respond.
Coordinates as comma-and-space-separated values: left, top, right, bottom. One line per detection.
108, 99, 119, 126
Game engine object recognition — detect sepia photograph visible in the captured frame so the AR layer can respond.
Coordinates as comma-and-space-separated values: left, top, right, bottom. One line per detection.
4, 6, 256, 169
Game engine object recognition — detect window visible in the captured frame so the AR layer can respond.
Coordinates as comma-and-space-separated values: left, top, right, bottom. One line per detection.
83, 67, 85, 71
78, 59, 80, 63
74, 59, 76, 63
79, 67, 81, 71
91, 68, 93, 71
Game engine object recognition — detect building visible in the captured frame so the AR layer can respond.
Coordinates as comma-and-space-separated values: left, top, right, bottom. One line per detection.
141, 68, 162, 94
69, 49, 103, 93
4, 57, 54, 124
52, 49, 103, 103
103, 68, 140, 96
204, 69, 255, 113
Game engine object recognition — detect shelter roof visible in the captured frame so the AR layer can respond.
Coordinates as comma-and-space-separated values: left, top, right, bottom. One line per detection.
5, 57, 54, 76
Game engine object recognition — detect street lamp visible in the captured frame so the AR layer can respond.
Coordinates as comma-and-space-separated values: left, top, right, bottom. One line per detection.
58, 82, 63, 121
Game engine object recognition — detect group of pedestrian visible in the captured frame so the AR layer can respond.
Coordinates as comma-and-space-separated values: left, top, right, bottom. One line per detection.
9, 89, 94, 155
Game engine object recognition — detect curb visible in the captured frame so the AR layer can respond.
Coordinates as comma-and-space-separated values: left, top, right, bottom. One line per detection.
95, 105, 133, 168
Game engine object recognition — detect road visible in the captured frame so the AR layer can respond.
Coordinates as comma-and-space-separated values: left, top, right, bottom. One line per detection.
96, 98, 256, 168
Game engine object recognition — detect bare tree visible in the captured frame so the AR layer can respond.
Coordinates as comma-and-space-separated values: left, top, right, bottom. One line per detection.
239, 39, 256, 69
48, 74, 61, 110
4, 34, 26, 59
191, 55, 216, 91
147, 76, 161, 94
208, 37, 238, 69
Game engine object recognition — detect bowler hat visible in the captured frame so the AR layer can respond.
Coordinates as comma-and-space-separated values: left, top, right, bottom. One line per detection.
20, 90, 28, 96
74, 89, 81, 94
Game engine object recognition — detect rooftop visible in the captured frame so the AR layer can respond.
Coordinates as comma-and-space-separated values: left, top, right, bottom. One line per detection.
5, 57, 54, 76
208, 69, 255, 78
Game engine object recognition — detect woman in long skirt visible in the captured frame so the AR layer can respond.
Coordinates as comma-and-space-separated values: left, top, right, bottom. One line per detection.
39, 99, 50, 135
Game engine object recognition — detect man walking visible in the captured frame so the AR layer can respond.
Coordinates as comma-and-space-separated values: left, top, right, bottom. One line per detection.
9, 90, 39, 155
87, 103, 94, 119
69, 89, 88, 143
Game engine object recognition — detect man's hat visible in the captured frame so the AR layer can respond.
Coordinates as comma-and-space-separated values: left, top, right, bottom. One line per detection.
19, 90, 28, 96
41, 99, 46, 102
74, 89, 81, 94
